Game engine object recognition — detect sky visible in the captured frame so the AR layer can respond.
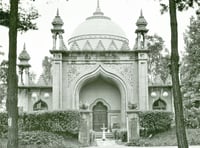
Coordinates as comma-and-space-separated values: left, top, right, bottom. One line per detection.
0, 0, 197, 78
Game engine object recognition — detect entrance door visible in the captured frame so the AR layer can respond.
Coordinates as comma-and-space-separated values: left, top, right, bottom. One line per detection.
93, 102, 108, 131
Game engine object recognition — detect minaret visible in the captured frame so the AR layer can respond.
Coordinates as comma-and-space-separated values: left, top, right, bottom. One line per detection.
18, 43, 31, 86
50, 9, 65, 110
135, 10, 148, 49
51, 9, 65, 50
135, 10, 149, 110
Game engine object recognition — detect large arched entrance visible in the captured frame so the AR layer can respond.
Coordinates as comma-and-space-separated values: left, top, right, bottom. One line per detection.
93, 102, 108, 131
74, 66, 127, 129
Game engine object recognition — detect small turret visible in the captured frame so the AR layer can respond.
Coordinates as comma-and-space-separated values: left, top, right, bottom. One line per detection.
51, 9, 66, 50
18, 43, 31, 85
135, 10, 148, 49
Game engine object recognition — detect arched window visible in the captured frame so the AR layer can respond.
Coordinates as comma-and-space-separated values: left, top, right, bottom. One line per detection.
153, 99, 167, 110
33, 100, 48, 111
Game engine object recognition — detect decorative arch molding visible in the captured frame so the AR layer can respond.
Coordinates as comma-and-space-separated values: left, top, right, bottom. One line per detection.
152, 98, 167, 110
89, 98, 111, 111
33, 99, 48, 111
73, 65, 127, 109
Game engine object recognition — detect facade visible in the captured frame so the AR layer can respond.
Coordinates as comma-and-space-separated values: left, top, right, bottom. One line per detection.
18, 1, 173, 132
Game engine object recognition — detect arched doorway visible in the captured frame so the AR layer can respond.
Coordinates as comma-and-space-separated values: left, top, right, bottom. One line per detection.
33, 100, 48, 111
93, 102, 108, 131
153, 98, 167, 110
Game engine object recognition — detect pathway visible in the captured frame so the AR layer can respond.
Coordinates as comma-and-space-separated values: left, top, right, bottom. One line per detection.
87, 139, 200, 148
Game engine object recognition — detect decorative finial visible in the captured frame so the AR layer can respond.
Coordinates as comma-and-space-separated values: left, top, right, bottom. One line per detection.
23, 43, 26, 50
93, 0, 104, 15
57, 8, 59, 16
140, 9, 143, 17
97, 0, 100, 9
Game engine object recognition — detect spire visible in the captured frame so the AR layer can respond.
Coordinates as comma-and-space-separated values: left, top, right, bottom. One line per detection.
140, 9, 143, 17
23, 42, 26, 50
57, 8, 59, 16
93, 0, 104, 16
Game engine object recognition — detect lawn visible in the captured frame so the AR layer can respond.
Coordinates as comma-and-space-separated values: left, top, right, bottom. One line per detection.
128, 128, 200, 146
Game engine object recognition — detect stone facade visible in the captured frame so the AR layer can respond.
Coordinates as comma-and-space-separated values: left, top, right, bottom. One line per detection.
17, 1, 173, 134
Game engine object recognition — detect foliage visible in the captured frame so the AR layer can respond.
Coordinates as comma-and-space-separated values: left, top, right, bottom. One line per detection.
0, 1, 39, 32
20, 110, 81, 135
0, 60, 8, 105
113, 129, 127, 142
0, 110, 81, 138
0, 112, 7, 138
181, 14, 200, 102
147, 34, 170, 84
158, 0, 200, 14
18, 131, 65, 147
42, 56, 52, 84
184, 104, 200, 128
139, 111, 173, 137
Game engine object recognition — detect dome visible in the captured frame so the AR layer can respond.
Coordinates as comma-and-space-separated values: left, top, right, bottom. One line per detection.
68, 2, 129, 51
18, 44, 30, 61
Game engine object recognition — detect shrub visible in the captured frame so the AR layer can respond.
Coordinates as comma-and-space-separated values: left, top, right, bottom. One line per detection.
139, 111, 173, 137
113, 129, 127, 142
18, 131, 65, 147
20, 110, 81, 135
0, 110, 81, 137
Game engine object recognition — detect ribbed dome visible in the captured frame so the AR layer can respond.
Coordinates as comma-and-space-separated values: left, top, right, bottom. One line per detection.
68, 2, 129, 51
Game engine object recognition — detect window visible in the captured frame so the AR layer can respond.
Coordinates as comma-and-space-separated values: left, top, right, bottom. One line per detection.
153, 99, 166, 110
33, 100, 48, 111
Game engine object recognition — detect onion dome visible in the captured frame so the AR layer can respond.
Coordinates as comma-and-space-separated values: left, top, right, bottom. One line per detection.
135, 10, 148, 33
51, 9, 64, 32
68, 0, 129, 51
18, 44, 30, 61
18, 43, 31, 67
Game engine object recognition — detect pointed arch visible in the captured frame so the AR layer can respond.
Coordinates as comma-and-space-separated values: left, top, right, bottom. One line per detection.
96, 40, 105, 50
33, 100, 48, 111
153, 98, 167, 110
108, 40, 118, 50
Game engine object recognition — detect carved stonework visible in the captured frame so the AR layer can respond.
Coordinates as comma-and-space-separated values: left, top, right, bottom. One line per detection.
103, 64, 135, 87
66, 63, 135, 88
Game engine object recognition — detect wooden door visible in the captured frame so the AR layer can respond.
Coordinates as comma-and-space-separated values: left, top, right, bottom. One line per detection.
93, 102, 108, 131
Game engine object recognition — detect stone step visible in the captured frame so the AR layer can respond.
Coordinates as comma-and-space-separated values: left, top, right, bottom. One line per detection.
95, 132, 114, 139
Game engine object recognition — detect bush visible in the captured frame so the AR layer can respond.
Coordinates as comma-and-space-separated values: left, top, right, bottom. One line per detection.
0, 110, 81, 137
139, 111, 173, 137
18, 131, 65, 147
114, 129, 127, 142
20, 110, 81, 135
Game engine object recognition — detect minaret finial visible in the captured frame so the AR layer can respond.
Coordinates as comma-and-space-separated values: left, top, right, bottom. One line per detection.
97, 0, 100, 9
23, 43, 26, 50
140, 9, 143, 17
93, 0, 104, 15
57, 8, 59, 16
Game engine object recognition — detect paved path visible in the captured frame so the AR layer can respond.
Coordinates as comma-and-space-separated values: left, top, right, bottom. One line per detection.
87, 139, 200, 148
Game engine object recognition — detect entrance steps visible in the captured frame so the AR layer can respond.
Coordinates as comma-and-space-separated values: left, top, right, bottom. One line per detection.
95, 132, 114, 139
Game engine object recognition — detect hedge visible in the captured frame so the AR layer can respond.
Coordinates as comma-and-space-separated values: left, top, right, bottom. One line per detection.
0, 110, 81, 137
139, 111, 173, 137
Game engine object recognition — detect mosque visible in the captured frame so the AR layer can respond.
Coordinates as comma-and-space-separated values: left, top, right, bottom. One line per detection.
17, 1, 173, 131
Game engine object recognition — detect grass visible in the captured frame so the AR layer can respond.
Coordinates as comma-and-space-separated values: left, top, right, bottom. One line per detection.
127, 128, 200, 146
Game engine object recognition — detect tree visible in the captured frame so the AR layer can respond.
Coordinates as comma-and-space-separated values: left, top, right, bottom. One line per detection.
1, 1, 39, 147
158, 0, 200, 148
7, 0, 19, 147
0, 1, 39, 32
181, 15, 200, 102
42, 56, 52, 84
147, 34, 170, 84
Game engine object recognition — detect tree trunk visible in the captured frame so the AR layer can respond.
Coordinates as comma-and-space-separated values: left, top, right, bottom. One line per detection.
7, 0, 19, 147
169, 0, 188, 148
